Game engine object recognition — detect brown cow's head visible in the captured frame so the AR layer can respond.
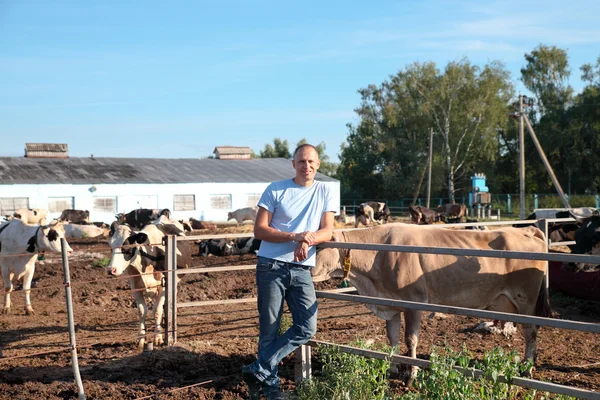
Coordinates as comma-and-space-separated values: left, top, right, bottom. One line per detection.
312, 232, 344, 282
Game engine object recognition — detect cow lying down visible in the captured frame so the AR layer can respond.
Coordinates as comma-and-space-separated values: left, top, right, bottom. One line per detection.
107, 221, 183, 349
313, 224, 550, 380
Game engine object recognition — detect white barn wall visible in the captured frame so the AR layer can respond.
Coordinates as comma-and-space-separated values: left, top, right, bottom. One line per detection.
1, 181, 340, 223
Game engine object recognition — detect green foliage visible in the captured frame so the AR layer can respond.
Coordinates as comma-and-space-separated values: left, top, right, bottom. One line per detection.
295, 340, 393, 400
92, 257, 110, 268
296, 343, 575, 400
340, 59, 513, 202
278, 313, 292, 337
260, 138, 291, 158
400, 346, 573, 400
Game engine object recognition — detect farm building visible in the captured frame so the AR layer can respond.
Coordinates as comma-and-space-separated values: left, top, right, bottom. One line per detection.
0, 144, 340, 223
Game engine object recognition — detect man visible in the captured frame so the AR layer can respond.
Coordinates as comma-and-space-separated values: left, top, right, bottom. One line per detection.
242, 144, 336, 400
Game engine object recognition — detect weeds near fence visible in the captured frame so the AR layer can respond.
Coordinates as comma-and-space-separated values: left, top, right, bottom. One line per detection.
295, 343, 576, 400
295, 339, 393, 400
91, 257, 110, 269
279, 313, 293, 337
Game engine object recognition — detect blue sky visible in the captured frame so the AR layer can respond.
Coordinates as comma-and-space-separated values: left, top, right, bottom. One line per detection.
1, 0, 599, 162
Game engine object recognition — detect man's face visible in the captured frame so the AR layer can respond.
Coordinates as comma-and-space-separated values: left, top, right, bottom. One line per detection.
292, 147, 320, 182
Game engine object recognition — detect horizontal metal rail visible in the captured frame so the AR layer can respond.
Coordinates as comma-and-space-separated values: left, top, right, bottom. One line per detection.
318, 241, 600, 264
176, 264, 256, 275
549, 241, 575, 247
177, 287, 356, 308
306, 340, 600, 400
179, 232, 254, 241
315, 291, 600, 334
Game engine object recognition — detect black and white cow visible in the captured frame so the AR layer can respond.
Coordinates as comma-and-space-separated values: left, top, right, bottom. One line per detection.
116, 208, 171, 229
0, 220, 72, 315
355, 202, 390, 228
232, 237, 261, 255
197, 238, 236, 257
107, 222, 183, 349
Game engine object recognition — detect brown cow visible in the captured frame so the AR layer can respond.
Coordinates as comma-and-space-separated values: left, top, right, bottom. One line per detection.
189, 218, 217, 230
313, 224, 550, 380
409, 205, 440, 225
437, 203, 467, 223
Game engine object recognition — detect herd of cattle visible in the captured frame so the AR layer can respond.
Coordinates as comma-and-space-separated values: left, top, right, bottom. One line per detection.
2, 203, 600, 359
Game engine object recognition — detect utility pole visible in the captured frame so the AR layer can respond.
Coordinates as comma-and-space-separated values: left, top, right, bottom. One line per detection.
426, 128, 433, 209
519, 95, 526, 220
522, 113, 571, 209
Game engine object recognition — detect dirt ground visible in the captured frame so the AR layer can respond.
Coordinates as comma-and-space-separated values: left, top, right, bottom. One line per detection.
1, 227, 599, 400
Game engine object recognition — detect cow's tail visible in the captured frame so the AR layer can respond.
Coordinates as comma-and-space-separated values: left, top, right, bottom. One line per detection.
534, 280, 552, 319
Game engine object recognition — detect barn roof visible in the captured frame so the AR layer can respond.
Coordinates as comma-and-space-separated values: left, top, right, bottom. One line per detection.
0, 157, 338, 185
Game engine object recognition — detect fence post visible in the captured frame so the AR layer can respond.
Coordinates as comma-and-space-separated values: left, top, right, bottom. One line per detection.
534, 194, 538, 210
497, 209, 501, 221
164, 235, 178, 345
61, 238, 86, 400
507, 194, 511, 214
535, 219, 550, 296
294, 344, 312, 384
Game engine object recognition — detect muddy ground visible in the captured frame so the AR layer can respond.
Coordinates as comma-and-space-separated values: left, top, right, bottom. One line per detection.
0, 228, 599, 399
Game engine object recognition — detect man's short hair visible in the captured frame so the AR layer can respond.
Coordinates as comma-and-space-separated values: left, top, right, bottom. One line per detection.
293, 144, 319, 159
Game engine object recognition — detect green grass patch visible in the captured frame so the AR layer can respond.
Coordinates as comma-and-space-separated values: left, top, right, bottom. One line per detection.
91, 257, 110, 268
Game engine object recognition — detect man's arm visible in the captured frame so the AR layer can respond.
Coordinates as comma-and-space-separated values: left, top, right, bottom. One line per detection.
293, 211, 335, 261
309, 211, 335, 245
254, 206, 302, 242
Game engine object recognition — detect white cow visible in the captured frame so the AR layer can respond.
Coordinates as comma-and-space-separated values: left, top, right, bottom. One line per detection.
0, 219, 72, 315
63, 223, 107, 238
11, 208, 48, 225
227, 207, 258, 224
107, 223, 182, 349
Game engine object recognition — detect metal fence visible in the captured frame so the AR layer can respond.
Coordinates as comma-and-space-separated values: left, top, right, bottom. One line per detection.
163, 219, 600, 399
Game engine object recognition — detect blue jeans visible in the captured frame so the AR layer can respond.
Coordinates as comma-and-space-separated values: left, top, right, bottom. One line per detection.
245, 256, 318, 388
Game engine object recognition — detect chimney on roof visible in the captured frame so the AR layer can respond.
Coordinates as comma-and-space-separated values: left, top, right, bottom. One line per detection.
213, 146, 253, 160
24, 143, 69, 158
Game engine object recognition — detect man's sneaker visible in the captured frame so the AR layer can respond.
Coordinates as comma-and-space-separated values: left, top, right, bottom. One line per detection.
263, 385, 284, 400
241, 367, 260, 400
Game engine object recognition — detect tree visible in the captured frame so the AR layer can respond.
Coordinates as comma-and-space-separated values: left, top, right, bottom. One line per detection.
340, 59, 513, 202
520, 45, 572, 115
260, 138, 291, 158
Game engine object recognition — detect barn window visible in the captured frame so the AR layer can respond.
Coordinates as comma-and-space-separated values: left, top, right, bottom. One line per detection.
48, 197, 74, 213
174, 194, 195, 211
210, 194, 232, 210
247, 193, 261, 208
0, 197, 29, 215
93, 197, 117, 213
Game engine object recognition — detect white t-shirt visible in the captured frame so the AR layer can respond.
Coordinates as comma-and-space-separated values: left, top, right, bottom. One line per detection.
257, 178, 336, 266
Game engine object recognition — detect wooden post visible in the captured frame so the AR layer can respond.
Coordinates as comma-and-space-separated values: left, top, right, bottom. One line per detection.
294, 345, 312, 383
523, 114, 571, 209
426, 128, 433, 209
536, 218, 550, 294
519, 95, 526, 220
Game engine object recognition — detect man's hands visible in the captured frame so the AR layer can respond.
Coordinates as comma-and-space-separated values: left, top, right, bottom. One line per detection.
294, 241, 309, 262
294, 231, 317, 246
292, 231, 316, 262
